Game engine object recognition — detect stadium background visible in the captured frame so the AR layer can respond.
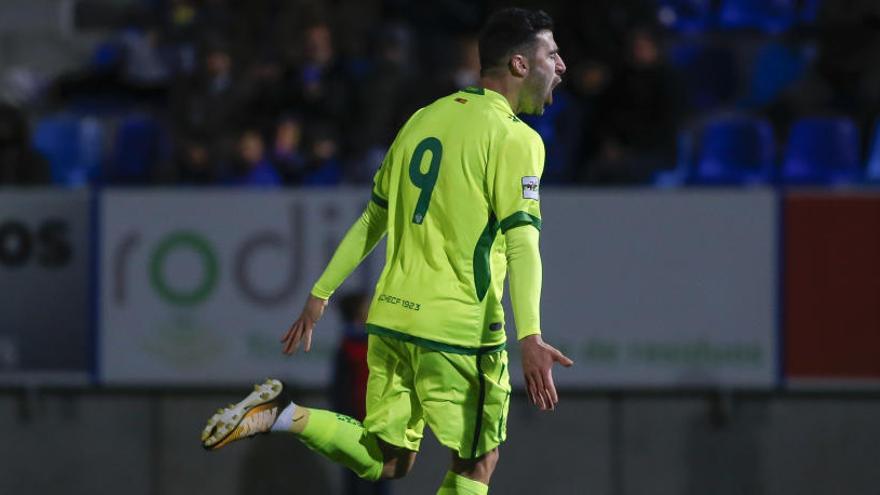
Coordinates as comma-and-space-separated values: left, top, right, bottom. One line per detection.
2, 0, 879, 493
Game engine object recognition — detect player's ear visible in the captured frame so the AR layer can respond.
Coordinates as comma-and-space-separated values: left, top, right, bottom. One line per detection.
509, 54, 528, 78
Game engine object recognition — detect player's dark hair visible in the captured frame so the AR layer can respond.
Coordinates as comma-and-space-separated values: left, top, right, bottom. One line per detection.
478, 8, 554, 75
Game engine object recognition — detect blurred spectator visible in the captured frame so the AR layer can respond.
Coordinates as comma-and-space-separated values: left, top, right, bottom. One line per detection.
271, 116, 307, 184
585, 27, 683, 183
163, 0, 200, 75
120, 26, 173, 89
228, 128, 282, 187
14, 0, 880, 187
281, 23, 353, 125
768, 1, 880, 133
302, 124, 343, 187
451, 35, 481, 90
350, 22, 417, 182
0, 103, 50, 185
569, 60, 613, 182
170, 40, 243, 157
330, 291, 390, 495
161, 133, 219, 185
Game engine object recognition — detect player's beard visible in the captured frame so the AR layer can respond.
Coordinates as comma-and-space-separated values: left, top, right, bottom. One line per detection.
523, 73, 556, 115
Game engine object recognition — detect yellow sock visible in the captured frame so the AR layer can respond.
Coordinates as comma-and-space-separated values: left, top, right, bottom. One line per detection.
436, 471, 489, 495
296, 408, 384, 481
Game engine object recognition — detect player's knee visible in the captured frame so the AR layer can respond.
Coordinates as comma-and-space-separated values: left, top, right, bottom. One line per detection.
381, 450, 417, 480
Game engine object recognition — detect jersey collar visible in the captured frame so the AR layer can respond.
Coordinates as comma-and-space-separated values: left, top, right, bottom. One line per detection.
460, 86, 515, 116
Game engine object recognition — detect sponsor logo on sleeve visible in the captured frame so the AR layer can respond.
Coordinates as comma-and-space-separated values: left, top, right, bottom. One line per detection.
522, 176, 540, 200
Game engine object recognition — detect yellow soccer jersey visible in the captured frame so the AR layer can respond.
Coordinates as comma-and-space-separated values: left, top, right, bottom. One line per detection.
366, 86, 544, 352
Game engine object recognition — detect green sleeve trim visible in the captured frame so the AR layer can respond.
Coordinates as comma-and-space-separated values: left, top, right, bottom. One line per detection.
472, 213, 499, 302
371, 191, 388, 209
366, 324, 506, 355
499, 211, 542, 233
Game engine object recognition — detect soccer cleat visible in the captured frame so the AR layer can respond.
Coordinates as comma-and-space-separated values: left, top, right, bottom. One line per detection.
201, 378, 288, 450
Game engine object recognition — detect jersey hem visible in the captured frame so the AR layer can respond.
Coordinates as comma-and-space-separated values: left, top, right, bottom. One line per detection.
366, 324, 506, 355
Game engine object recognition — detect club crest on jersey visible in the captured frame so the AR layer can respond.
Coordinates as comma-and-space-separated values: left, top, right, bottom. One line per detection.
522, 176, 540, 200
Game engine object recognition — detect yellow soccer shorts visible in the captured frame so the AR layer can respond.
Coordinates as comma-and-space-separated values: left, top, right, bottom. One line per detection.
362, 333, 512, 459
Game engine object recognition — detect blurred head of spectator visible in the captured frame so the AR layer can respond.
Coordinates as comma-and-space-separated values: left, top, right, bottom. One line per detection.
203, 42, 233, 93
573, 60, 612, 98
240, 128, 265, 165
298, 23, 337, 103
272, 116, 306, 183
375, 23, 413, 70
627, 28, 662, 70
303, 23, 335, 68
230, 128, 281, 187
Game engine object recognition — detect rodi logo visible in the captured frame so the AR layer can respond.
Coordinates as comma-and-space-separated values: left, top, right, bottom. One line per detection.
113, 204, 314, 307
0, 219, 71, 268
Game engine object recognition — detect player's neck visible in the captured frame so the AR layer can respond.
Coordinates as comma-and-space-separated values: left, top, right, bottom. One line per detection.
480, 76, 523, 114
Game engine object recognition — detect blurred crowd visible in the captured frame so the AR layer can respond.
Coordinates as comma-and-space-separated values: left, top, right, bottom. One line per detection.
2, 0, 880, 187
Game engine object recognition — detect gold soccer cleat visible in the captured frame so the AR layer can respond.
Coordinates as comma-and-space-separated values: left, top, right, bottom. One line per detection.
201, 378, 287, 450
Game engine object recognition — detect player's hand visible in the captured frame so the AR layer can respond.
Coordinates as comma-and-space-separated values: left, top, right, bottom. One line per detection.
281, 295, 328, 354
519, 334, 574, 411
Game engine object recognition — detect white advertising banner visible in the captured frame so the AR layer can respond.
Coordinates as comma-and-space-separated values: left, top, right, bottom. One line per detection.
100, 189, 382, 386
516, 189, 778, 388
101, 188, 778, 388
0, 189, 91, 385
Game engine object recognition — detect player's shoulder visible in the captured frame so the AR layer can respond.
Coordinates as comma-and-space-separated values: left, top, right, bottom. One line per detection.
492, 114, 543, 158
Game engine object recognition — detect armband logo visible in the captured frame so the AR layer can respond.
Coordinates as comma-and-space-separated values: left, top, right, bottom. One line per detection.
521, 176, 540, 200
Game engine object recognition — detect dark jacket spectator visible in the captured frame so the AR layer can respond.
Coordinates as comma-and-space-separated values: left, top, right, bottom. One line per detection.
0, 104, 51, 185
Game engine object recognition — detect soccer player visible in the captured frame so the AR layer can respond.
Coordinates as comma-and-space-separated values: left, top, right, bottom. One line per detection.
201, 8, 572, 494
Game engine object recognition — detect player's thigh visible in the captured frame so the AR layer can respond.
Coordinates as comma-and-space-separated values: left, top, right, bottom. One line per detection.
363, 335, 426, 452
415, 349, 511, 459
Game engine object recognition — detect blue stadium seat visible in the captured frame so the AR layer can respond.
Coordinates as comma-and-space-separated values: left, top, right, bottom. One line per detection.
110, 113, 166, 183
669, 43, 739, 110
32, 114, 104, 186
718, 0, 797, 33
864, 119, 880, 182
655, 0, 714, 32
654, 129, 695, 188
781, 117, 861, 184
692, 115, 775, 185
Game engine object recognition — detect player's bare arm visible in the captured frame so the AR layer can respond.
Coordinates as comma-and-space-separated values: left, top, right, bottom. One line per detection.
519, 334, 573, 411
281, 294, 328, 354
